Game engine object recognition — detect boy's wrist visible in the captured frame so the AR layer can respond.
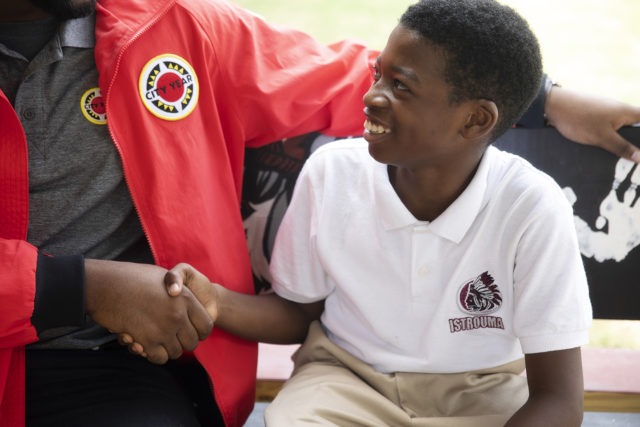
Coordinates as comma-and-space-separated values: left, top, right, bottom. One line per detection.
208, 281, 224, 322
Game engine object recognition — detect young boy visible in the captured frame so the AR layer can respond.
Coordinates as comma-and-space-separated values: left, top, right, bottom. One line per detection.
154, 0, 592, 425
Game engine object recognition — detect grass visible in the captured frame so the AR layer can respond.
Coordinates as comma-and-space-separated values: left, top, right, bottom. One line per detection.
590, 319, 640, 349
232, 0, 640, 349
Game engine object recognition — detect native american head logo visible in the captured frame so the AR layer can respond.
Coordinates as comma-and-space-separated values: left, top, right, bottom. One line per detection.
457, 271, 502, 315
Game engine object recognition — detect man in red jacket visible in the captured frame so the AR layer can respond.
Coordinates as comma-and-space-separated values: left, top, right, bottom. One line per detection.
1, 0, 640, 426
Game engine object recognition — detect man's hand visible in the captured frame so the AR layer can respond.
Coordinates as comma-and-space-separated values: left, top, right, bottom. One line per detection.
545, 86, 640, 163
85, 259, 214, 364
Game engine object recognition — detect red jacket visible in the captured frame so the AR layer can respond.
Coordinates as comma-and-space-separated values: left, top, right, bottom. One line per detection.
0, 0, 374, 425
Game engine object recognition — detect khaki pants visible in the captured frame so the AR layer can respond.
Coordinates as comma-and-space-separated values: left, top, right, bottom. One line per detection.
265, 321, 528, 426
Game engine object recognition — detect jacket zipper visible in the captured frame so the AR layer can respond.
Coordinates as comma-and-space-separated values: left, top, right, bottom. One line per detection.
103, 0, 176, 264
101, 2, 227, 424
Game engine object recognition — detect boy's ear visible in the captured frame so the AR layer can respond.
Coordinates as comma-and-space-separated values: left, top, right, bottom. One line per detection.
460, 100, 498, 140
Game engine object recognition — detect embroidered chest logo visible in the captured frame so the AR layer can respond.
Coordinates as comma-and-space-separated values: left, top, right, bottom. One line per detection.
449, 271, 505, 333
80, 87, 107, 125
138, 54, 199, 121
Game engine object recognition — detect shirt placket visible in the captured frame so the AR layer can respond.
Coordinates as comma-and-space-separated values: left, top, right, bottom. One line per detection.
411, 223, 436, 298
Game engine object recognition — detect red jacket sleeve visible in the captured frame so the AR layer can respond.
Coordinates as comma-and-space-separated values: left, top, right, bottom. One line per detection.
207, 2, 377, 147
0, 239, 38, 349
0, 90, 39, 349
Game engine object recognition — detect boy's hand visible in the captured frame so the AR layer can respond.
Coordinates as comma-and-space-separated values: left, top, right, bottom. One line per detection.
163, 263, 219, 319
120, 263, 219, 357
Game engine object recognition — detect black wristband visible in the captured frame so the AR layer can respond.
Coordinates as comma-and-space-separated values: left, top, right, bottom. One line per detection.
32, 253, 86, 333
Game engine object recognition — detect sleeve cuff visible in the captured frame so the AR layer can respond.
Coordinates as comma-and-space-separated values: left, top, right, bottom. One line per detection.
32, 253, 86, 333
516, 73, 548, 129
519, 329, 590, 355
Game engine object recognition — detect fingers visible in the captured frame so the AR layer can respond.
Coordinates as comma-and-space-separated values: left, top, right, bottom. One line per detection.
603, 132, 640, 164
149, 285, 211, 359
165, 339, 184, 361
164, 269, 183, 297
116, 333, 149, 359
120, 335, 178, 363
130, 342, 147, 357
164, 263, 201, 296
87, 260, 207, 364
135, 263, 213, 361
141, 328, 205, 363
166, 264, 214, 341
142, 337, 185, 364
145, 346, 170, 365
177, 323, 201, 353
545, 86, 640, 162
118, 332, 133, 346
184, 289, 215, 341
168, 264, 217, 336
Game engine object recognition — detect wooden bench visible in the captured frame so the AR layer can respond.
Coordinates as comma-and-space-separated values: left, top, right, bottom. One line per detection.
581, 347, 640, 412
255, 343, 296, 403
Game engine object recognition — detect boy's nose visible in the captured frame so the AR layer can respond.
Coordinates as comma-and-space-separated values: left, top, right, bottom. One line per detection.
363, 85, 389, 109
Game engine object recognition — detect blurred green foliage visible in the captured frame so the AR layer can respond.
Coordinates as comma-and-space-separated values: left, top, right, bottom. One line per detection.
234, 0, 640, 104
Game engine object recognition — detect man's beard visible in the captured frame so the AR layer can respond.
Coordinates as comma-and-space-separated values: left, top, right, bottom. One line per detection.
29, 0, 97, 20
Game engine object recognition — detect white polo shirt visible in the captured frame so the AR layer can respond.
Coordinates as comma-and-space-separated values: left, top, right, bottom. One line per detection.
271, 138, 592, 374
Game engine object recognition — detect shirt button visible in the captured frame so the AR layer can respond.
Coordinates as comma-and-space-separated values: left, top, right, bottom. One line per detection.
22, 108, 36, 121
417, 265, 429, 277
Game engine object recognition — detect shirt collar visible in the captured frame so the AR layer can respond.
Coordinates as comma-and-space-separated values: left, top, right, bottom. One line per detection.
375, 147, 494, 243
59, 13, 95, 49
0, 14, 94, 63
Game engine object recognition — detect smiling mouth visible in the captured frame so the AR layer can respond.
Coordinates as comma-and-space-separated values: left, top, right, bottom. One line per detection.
364, 119, 390, 135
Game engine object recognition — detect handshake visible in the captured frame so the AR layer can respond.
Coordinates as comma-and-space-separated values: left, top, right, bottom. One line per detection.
118, 263, 219, 363
87, 258, 320, 365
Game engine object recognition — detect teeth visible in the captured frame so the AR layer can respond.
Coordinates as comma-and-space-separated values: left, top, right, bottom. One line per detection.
364, 119, 390, 135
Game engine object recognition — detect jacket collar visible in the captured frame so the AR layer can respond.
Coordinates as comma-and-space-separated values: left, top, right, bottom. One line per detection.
94, 0, 175, 89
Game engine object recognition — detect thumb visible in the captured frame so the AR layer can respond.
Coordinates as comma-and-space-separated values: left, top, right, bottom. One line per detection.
164, 269, 183, 297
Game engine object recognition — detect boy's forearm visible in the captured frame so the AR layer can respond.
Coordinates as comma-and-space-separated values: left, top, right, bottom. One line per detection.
504, 394, 583, 427
506, 348, 584, 427
214, 283, 322, 344
168, 262, 323, 344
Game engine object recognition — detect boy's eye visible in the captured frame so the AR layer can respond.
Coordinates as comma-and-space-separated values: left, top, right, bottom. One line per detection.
370, 63, 409, 92
371, 65, 381, 81
394, 80, 408, 91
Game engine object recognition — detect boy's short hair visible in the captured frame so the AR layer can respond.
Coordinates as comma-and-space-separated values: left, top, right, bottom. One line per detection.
400, 0, 543, 141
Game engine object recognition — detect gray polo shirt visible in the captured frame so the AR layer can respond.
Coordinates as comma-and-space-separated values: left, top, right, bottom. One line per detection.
0, 15, 149, 349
